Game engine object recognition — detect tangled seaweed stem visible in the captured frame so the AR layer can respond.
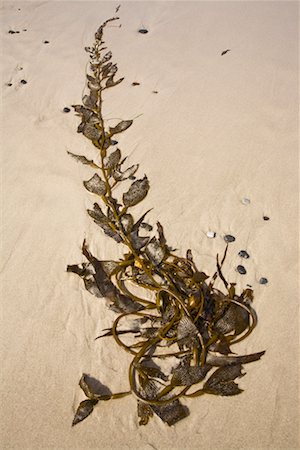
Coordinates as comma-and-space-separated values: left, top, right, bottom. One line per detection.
69, 7, 265, 428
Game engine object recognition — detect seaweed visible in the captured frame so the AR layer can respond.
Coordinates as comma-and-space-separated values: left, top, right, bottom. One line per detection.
68, 7, 265, 427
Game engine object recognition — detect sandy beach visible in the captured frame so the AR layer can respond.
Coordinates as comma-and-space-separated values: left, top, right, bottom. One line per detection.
1, 1, 299, 449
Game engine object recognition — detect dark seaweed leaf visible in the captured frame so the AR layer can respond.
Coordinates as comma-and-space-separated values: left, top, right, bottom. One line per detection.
83, 174, 107, 195
106, 76, 124, 88
130, 230, 150, 252
214, 303, 249, 336
109, 120, 133, 135
123, 176, 149, 207
87, 203, 106, 222
82, 93, 97, 109
206, 350, 265, 367
151, 400, 189, 426
203, 364, 244, 396
171, 363, 212, 386
104, 148, 121, 169
79, 374, 112, 400
137, 401, 153, 426
146, 237, 165, 266
83, 123, 102, 141
83, 278, 103, 298
67, 151, 98, 168
113, 164, 139, 181
120, 214, 134, 234
72, 399, 98, 426
109, 293, 143, 313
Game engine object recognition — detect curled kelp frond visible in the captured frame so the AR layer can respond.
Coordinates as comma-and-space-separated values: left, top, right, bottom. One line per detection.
69, 8, 265, 428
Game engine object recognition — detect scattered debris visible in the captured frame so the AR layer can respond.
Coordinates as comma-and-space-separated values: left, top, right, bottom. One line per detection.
224, 234, 235, 243
238, 250, 250, 259
241, 198, 250, 205
237, 265, 247, 275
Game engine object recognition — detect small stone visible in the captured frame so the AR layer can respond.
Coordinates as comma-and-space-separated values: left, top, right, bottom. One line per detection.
111, 140, 118, 146
152, 90, 158, 94
20, 79, 27, 84
43, 40, 50, 44
23, 29, 27, 32
6, 83, 12, 87
206, 231, 216, 239
263, 216, 270, 221
15, 31, 20, 34
237, 265, 246, 275
138, 29, 148, 34
242, 198, 250, 205
238, 250, 250, 259
63, 107, 71, 113
8, 30, 16, 34
259, 277, 268, 285
224, 234, 235, 243
132, 82, 140, 86
246, 284, 252, 288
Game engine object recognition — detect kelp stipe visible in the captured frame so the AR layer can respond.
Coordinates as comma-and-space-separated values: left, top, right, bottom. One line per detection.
68, 8, 265, 427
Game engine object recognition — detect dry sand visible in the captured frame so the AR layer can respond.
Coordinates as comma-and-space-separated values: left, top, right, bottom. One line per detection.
1, 1, 299, 449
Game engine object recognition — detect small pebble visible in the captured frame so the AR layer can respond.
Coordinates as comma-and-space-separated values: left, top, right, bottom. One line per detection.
259, 277, 268, 285
246, 284, 252, 288
263, 216, 270, 221
237, 265, 247, 275
111, 140, 118, 145
43, 40, 50, 44
238, 250, 250, 259
6, 83, 12, 87
224, 234, 235, 243
152, 90, 158, 94
15, 31, 20, 34
23, 29, 27, 32
206, 231, 216, 239
129, 175, 136, 180
8, 30, 16, 34
132, 82, 140, 86
138, 29, 148, 34
63, 107, 71, 113
242, 198, 251, 205
20, 79, 27, 84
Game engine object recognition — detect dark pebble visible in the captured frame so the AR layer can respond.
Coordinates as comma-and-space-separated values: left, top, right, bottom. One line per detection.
111, 140, 118, 145
237, 265, 247, 275
43, 40, 50, 44
138, 29, 148, 34
132, 82, 140, 86
7, 83, 12, 87
259, 277, 268, 285
20, 79, 27, 84
129, 176, 136, 180
263, 216, 270, 221
238, 250, 250, 259
246, 284, 252, 288
152, 90, 158, 94
8, 30, 16, 34
224, 234, 235, 243
23, 29, 27, 32
15, 31, 20, 34
63, 107, 71, 113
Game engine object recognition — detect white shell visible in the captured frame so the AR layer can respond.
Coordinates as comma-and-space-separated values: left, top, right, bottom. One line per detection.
206, 231, 216, 238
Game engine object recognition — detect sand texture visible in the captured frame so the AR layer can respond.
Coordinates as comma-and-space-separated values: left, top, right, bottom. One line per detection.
1, 1, 299, 449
